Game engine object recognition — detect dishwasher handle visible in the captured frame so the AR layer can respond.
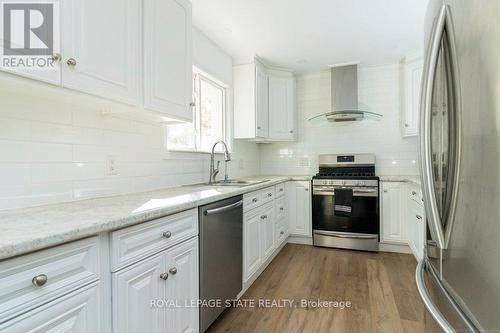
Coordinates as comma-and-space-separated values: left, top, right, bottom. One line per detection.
204, 200, 243, 216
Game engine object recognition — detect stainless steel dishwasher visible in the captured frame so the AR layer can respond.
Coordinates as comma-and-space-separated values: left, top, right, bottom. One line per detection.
199, 195, 243, 332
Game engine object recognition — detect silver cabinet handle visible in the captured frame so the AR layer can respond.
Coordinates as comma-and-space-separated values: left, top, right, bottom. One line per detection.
416, 215, 423, 220
32, 274, 48, 287
160, 273, 169, 280
66, 58, 77, 66
162, 231, 172, 238
169, 267, 177, 275
50, 53, 61, 62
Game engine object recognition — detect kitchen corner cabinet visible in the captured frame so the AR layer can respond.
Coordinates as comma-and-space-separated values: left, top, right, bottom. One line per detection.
286, 181, 311, 237
0, 0, 193, 122
380, 181, 406, 243
234, 59, 295, 141
401, 56, 424, 137
143, 0, 193, 121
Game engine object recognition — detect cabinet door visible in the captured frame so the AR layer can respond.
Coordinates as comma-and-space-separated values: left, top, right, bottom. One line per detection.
144, 0, 192, 121
61, 0, 140, 105
165, 238, 199, 333
381, 182, 406, 243
403, 59, 423, 136
260, 204, 275, 262
243, 212, 261, 282
255, 61, 269, 138
287, 181, 311, 237
0, 283, 100, 332
269, 75, 295, 140
408, 198, 425, 260
112, 252, 166, 333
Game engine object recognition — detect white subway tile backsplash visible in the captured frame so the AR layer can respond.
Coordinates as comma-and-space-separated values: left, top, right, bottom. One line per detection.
260, 64, 419, 176
0, 117, 31, 140
31, 163, 74, 183
0, 164, 31, 186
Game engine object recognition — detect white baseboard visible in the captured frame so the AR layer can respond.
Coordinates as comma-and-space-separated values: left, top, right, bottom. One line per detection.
287, 235, 313, 245
379, 242, 412, 254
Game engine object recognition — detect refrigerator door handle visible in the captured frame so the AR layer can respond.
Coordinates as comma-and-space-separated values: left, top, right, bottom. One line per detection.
416, 260, 456, 333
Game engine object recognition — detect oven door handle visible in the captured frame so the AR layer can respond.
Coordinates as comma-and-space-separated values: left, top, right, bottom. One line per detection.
313, 188, 378, 196
314, 231, 378, 239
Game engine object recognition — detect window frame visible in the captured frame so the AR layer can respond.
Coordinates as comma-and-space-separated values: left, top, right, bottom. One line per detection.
165, 67, 230, 154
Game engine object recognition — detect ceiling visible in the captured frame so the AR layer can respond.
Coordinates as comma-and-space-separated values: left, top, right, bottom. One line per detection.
191, 0, 429, 73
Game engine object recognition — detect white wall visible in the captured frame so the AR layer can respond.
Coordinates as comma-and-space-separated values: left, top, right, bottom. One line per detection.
0, 29, 260, 210
259, 64, 418, 175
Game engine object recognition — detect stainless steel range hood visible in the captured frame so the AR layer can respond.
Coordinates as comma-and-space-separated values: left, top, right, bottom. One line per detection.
309, 64, 382, 123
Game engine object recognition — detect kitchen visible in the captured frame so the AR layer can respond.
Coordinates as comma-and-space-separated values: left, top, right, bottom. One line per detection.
0, 0, 498, 332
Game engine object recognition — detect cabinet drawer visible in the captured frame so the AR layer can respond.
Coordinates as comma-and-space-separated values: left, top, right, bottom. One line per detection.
243, 191, 263, 212
260, 186, 275, 206
0, 236, 100, 323
110, 208, 198, 271
275, 183, 285, 197
275, 197, 286, 221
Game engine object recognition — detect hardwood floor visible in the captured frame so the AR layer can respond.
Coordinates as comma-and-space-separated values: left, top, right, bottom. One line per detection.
207, 244, 425, 333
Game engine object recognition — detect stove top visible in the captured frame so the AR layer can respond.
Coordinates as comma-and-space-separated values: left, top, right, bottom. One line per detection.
314, 153, 378, 180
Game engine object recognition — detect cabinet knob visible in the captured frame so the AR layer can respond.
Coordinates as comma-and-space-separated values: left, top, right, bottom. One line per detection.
257, 126, 262, 130
289, 130, 294, 134
32, 274, 48, 287
305, 188, 309, 192
160, 273, 169, 280
50, 53, 61, 62
405, 124, 409, 128
279, 188, 284, 192
162, 231, 172, 238
169, 267, 177, 275
260, 215, 267, 220
267, 193, 272, 197
416, 215, 423, 220
280, 207, 284, 211
280, 231, 284, 235
66, 58, 77, 67
411, 191, 417, 195
189, 102, 196, 107
252, 198, 258, 203
383, 189, 388, 193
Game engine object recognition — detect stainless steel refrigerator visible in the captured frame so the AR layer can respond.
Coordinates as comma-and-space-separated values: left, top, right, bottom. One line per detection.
416, 0, 500, 332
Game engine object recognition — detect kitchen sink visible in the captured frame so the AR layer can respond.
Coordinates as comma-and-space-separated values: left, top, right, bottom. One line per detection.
207, 179, 270, 187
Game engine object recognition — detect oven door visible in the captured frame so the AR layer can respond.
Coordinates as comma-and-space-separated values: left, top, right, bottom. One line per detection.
312, 187, 379, 235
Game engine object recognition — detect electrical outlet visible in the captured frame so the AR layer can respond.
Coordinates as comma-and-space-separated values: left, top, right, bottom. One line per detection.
106, 155, 118, 176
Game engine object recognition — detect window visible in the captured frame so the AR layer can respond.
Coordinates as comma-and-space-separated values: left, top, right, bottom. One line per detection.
165, 67, 228, 153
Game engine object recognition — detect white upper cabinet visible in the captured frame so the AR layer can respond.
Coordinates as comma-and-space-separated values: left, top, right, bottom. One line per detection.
268, 70, 295, 140
401, 55, 424, 137
143, 0, 193, 122
61, 0, 140, 106
255, 61, 269, 138
234, 59, 295, 141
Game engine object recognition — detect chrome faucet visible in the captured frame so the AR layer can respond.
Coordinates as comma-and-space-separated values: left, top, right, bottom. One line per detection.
209, 140, 231, 184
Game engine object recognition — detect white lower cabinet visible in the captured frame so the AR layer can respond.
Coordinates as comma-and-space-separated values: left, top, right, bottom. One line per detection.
112, 237, 198, 333
243, 211, 262, 282
286, 181, 312, 237
406, 185, 426, 260
381, 181, 406, 243
260, 204, 275, 263
0, 282, 101, 332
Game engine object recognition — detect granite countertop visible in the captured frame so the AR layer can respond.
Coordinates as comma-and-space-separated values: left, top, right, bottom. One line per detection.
0, 175, 311, 261
378, 175, 421, 185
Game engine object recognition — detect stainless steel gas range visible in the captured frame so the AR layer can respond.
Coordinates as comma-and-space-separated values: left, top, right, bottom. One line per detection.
312, 154, 379, 252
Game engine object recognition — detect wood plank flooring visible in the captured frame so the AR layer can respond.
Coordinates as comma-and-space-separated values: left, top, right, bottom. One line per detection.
207, 244, 425, 333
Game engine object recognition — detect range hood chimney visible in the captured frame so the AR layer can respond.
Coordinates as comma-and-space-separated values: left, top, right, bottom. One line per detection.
308, 64, 382, 123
